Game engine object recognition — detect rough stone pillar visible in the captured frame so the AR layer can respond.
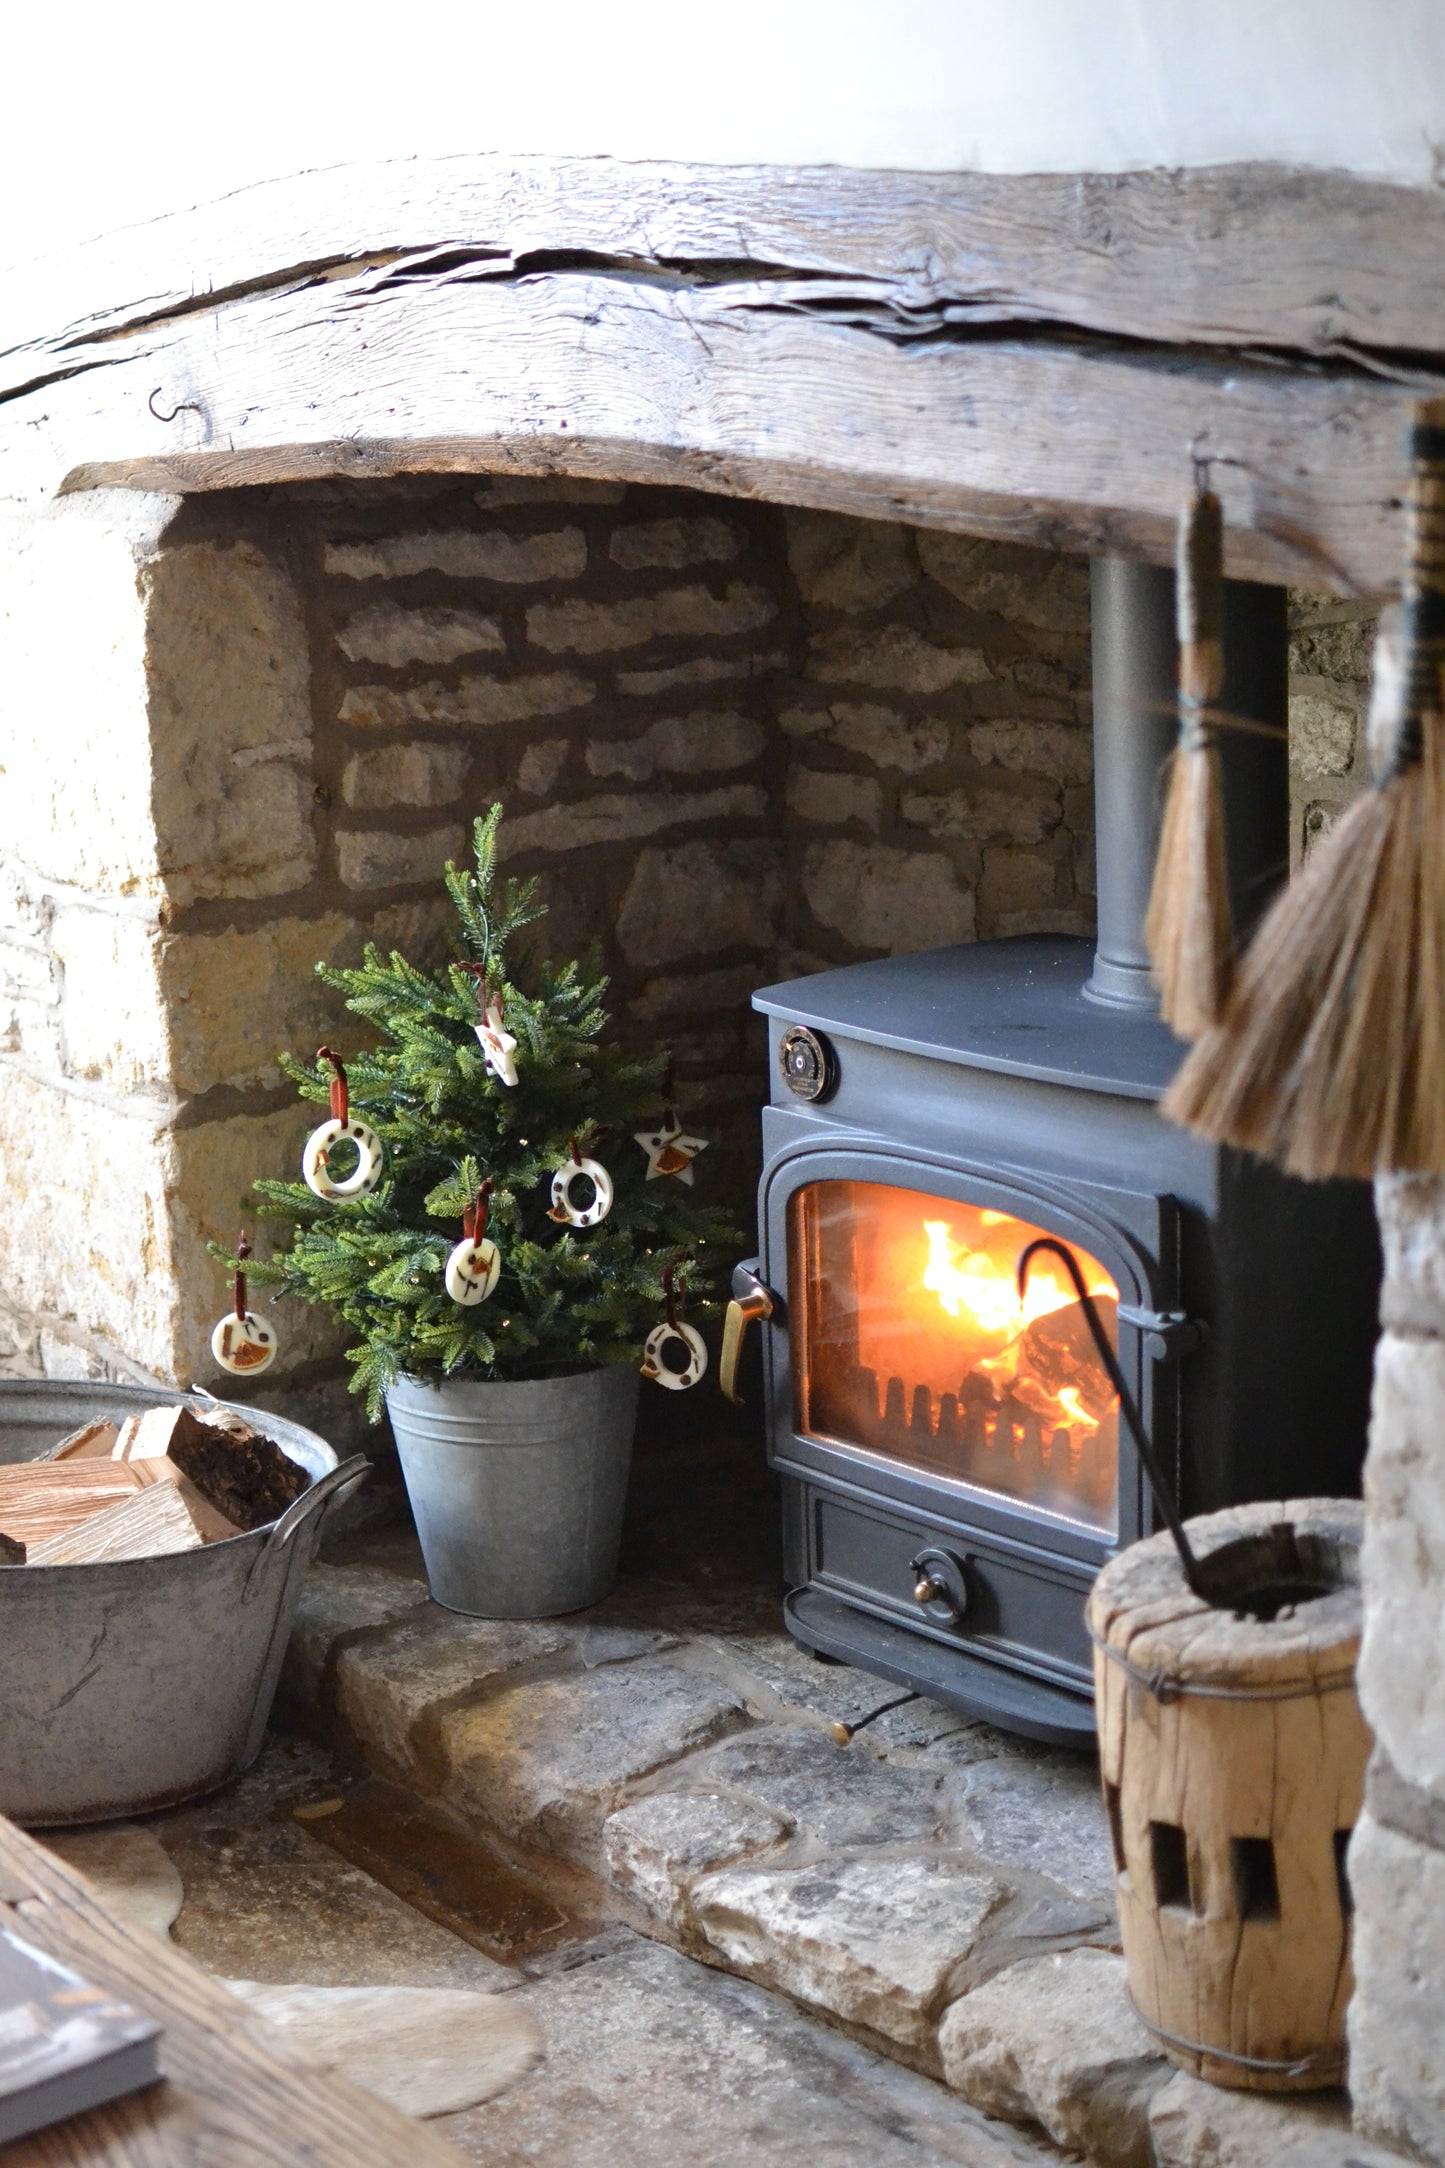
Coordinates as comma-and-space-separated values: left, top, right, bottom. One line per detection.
1350, 1174, 1445, 2160
0, 492, 338, 1399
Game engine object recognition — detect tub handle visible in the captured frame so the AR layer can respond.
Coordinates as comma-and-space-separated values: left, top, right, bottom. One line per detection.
241, 1455, 370, 1604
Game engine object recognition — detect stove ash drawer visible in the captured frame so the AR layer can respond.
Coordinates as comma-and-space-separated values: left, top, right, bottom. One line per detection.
807, 1488, 1095, 1687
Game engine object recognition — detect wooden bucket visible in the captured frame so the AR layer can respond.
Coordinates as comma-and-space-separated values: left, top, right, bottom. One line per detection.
1087, 1497, 1368, 2091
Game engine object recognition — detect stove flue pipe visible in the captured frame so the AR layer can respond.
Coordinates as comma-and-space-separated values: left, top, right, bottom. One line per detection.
1085, 557, 1289, 1013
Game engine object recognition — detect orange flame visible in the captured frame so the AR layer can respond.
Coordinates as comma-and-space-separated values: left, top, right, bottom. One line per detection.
920, 1220, 1117, 1438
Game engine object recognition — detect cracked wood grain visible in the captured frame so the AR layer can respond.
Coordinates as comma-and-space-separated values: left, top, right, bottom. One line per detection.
7, 152, 1445, 365
0, 152, 1436, 590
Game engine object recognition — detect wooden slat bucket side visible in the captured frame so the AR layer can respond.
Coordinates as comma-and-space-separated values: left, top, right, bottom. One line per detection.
1089, 1497, 1370, 2093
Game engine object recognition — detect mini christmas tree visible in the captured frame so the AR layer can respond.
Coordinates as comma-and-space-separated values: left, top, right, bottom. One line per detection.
221, 807, 736, 1418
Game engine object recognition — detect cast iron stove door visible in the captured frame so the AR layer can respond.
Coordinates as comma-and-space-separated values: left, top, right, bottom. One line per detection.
759, 1145, 1177, 1741
792, 1179, 1122, 1536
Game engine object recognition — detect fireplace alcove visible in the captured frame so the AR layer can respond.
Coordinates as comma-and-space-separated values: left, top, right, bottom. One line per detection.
3, 142, 1443, 2145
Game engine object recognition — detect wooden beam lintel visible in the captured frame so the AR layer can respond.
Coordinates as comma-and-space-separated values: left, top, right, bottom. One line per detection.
26, 261, 1410, 594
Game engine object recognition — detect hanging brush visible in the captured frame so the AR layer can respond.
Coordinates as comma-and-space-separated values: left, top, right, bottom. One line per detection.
1144, 472, 1232, 1040
1162, 396, 1445, 1180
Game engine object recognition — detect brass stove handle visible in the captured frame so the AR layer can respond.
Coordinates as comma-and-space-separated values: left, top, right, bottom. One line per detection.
720, 1264, 775, 1404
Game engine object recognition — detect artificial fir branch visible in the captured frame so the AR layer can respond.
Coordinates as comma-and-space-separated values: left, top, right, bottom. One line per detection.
216, 809, 737, 1418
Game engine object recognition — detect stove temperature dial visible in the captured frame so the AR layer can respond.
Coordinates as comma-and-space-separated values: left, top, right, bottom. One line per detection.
778, 1024, 839, 1103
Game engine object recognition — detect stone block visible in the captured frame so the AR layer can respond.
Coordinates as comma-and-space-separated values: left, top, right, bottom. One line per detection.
340, 744, 471, 810
1303, 800, 1347, 854
979, 848, 1059, 920
787, 768, 882, 829
820, 703, 955, 772
1273, 2142, 1418, 2168
918, 531, 1090, 635
692, 1854, 1007, 2052
280, 1561, 432, 1714
1348, 1808, 1445, 2161
335, 602, 504, 665
801, 841, 974, 954
1148, 2070, 1352, 2168
473, 476, 626, 505
51, 911, 167, 1093
785, 509, 917, 613
162, 908, 450, 1098
1291, 682, 1359, 778
681, 1725, 944, 1850
968, 718, 1093, 785
1359, 1333, 1445, 1797
439, 1656, 751, 1861
526, 582, 777, 655
0, 1069, 174, 1378
339, 671, 594, 729
0, 499, 168, 896
616, 651, 787, 696
458, 1927, 1047, 2167
222, 1979, 542, 2118
808, 625, 991, 695
945, 1749, 1117, 1911
334, 1607, 573, 1778
602, 1791, 791, 1928
499, 786, 766, 859
1289, 613, 1377, 686
995, 904, 1093, 940
170, 1104, 344, 1382
617, 840, 784, 968
938, 1948, 1166, 2167
628, 963, 765, 1023
145, 542, 316, 906
587, 711, 765, 783
609, 517, 743, 569
902, 784, 1060, 846
1374, 1174, 1445, 1336
337, 825, 465, 892
516, 740, 570, 797
324, 528, 587, 582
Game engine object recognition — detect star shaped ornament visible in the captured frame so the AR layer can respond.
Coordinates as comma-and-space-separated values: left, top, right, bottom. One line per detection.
634, 1111, 708, 1185
475, 1002, 519, 1087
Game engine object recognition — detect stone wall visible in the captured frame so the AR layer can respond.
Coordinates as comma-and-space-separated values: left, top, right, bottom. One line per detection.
0, 478, 1098, 1419
1288, 591, 1377, 860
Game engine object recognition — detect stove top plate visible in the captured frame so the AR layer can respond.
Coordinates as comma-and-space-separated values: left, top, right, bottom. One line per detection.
753, 935, 1183, 1101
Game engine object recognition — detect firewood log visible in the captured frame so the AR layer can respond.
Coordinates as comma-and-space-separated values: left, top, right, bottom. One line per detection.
0, 1460, 144, 1550
28, 1481, 205, 1566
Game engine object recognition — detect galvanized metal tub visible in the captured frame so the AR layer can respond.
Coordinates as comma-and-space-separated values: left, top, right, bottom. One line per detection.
0, 1381, 368, 1828
386, 1367, 639, 1617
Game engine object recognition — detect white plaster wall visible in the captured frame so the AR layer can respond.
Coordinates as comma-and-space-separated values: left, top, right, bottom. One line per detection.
6, 0, 1445, 267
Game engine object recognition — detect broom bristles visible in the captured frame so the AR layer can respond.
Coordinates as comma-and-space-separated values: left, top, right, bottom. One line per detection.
1162, 718, 1445, 1179
1145, 736, 1233, 1041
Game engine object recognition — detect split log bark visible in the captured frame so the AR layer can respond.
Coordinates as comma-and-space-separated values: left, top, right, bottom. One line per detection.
1088, 1497, 1368, 2091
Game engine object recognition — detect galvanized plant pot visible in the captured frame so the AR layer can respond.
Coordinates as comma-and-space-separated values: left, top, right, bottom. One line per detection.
386, 1366, 640, 1618
0, 1381, 368, 1827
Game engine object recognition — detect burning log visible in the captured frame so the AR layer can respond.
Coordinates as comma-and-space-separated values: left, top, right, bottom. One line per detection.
1018, 1296, 1119, 1425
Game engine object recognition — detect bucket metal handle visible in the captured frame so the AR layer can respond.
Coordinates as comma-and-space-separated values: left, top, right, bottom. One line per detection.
241, 1454, 370, 1605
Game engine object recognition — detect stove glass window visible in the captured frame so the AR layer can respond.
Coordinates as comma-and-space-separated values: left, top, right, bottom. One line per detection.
790, 1180, 1120, 1535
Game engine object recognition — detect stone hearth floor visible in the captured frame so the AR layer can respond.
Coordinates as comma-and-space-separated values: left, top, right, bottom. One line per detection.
231, 1513, 1394, 2168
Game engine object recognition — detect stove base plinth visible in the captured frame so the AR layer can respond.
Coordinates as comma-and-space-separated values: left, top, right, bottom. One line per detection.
783, 1587, 1096, 1751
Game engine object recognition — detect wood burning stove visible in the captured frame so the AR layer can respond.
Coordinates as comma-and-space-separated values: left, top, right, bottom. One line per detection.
726, 562, 1381, 1745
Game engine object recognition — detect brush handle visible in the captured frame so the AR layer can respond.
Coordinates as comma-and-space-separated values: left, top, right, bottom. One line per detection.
1176, 490, 1225, 714
1400, 398, 1445, 767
